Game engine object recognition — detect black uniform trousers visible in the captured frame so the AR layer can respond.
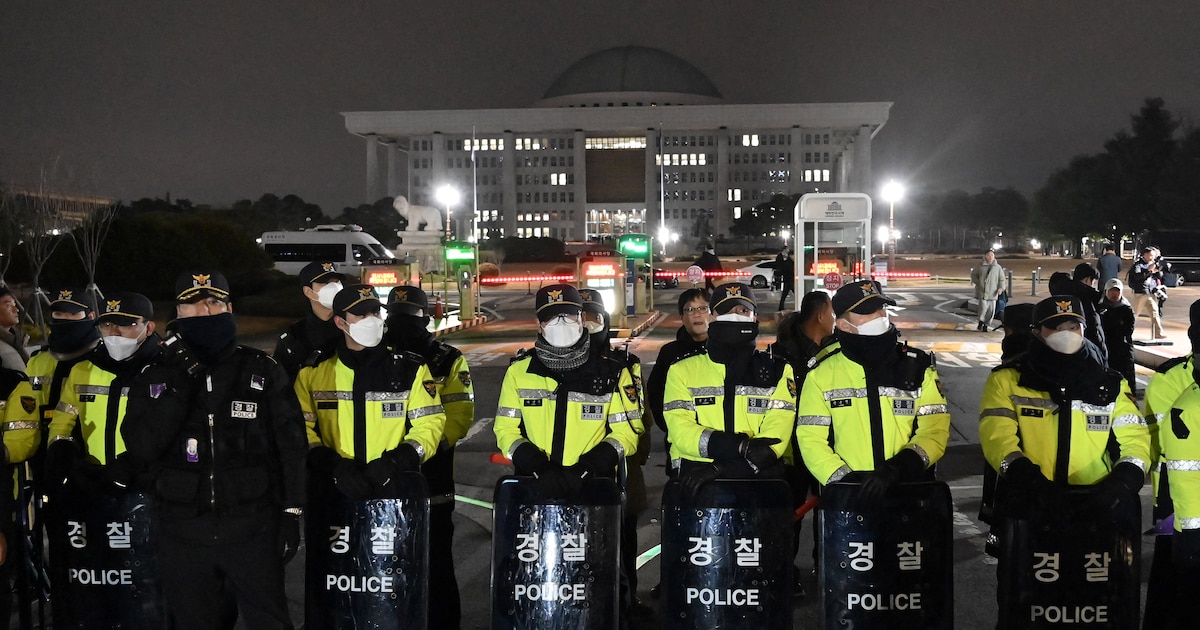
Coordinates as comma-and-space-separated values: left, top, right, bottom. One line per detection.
159, 524, 291, 630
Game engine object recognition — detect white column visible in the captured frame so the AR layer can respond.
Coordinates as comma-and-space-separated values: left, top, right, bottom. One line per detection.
365, 134, 380, 202
386, 142, 400, 198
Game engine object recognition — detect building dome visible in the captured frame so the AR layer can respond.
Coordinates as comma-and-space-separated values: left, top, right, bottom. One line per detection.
536, 46, 723, 107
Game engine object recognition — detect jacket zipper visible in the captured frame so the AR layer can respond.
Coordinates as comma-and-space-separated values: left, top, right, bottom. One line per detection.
207, 374, 216, 510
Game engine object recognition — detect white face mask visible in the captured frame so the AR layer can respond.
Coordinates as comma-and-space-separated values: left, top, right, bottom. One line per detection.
316, 282, 343, 309
715, 313, 755, 323
543, 319, 584, 347
584, 320, 605, 334
347, 315, 384, 348
852, 314, 891, 336
1044, 329, 1084, 354
103, 334, 143, 361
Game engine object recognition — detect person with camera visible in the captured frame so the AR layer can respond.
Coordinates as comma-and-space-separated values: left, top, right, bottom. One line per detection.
1129, 246, 1167, 340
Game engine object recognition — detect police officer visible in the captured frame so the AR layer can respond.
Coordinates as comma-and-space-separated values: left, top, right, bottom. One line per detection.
298, 284, 445, 498
0, 366, 41, 627
663, 283, 795, 500
979, 295, 1149, 620
494, 283, 642, 499
578, 288, 652, 619
45, 292, 161, 493
26, 289, 101, 431
795, 280, 949, 501
273, 261, 345, 381
1142, 298, 1200, 629
120, 271, 307, 630
383, 284, 469, 629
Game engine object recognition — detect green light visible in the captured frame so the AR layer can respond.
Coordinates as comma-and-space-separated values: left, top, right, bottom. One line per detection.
445, 241, 475, 261
618, 234, 650, 256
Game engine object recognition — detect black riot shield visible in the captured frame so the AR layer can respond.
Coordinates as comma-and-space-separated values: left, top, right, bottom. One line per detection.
819, 481, 954, 630
45, 484, 166, 629
491, 475, 622, 630
304, 471, 430, 630
997, 488, 1139, 629
661, 478, 794, 630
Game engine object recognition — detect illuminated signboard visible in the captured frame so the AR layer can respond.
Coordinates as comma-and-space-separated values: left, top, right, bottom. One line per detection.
617, 234, 650, 257
366, 271, 400, 286
583, 262, 620, 277
445, 241, 475, 261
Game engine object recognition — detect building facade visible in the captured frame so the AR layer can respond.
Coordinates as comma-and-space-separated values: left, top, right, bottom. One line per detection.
343, 47, 889, 251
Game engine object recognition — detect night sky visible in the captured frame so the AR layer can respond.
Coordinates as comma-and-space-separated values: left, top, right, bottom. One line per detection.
4, 1, 1199, 213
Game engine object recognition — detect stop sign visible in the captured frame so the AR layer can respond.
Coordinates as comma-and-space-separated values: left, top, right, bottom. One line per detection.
685, 265, 705, 284
823, 272, 843, 291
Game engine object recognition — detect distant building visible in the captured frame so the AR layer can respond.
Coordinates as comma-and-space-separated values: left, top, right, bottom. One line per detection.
343, 46, 889, 250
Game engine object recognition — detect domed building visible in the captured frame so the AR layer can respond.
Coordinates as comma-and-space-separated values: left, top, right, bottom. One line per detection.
343, 46, 889, 254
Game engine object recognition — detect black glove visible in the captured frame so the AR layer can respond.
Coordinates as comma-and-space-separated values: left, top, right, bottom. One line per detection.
680, 464, 722, 502
742, 437, 781, 473
307, 446, 340, 476
577, 442, 620, 478
366, 444, 422, 488
859, 449, 926, 506
706, 431, 747, 461
1091, 462, 1145, 512
510, 442, 551, 476
536, 464, 584, 500
332, 458, 373, 500
279, 512, 301, 564
45, 440, 81, 486
1003, 457, 1054, 518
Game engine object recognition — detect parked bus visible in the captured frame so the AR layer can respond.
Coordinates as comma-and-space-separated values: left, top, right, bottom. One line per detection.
259, 224, 395, 276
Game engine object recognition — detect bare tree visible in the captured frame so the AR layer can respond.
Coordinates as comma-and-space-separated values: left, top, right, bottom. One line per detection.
70, 201, 119, 303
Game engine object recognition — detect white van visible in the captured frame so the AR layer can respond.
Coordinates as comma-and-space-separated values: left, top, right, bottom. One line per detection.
259, 225, 395, 276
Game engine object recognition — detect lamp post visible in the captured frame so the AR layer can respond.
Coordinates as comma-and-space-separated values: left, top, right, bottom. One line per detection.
880, 180, 905, 275
435, 184, 461, 241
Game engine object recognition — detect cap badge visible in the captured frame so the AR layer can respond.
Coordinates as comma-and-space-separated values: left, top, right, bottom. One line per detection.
358, 287, 374, 299
58, 290, 73, 300
191, 273, 211, 288
1056, 300, 1073, 314
105, 300, 121, 313
727, 286, 741, 297
392, 289, 406, 303
547, 289, 564, 302
321, 262, 334, 272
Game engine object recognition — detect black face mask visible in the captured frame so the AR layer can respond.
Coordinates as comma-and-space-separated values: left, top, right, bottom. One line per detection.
836, 327, 900, 367
385, 315, 433, 348
172, 312, 237, 361
47, 318, 99, 354
706, 320, 758, 363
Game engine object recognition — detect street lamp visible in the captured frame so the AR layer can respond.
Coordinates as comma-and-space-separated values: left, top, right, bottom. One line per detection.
435, 184, 461, 241
880, 180, 905, 274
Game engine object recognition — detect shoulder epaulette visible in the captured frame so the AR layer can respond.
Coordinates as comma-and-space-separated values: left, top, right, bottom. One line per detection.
303, 347, 336, 369
674, 345, 708, 365
808, 347, 842, 371
1156, 353, 1193, 374
426, 340, 461, 377
510, 347, 532, 365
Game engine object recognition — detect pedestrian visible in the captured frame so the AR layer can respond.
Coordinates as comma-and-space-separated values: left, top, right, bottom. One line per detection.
970, 249, 1005, 332
1141, 298, 1200, 629
1128, 247, 1166, 340
577, 288, 653, 621
121, 271, 308, 630
979, 295, 1149, 627
1098, 278, 1136, 390
273, 261, 346, 381
795, 280, 949, 501
695, 245, 723, 292
664, 282, 795, 499
494, 283, 642, 499
772, 248, 787, 291
776, 248, 795, 312
382, 284, 471, 629
0, 287, 28, 370
1096, 243, 1122, 286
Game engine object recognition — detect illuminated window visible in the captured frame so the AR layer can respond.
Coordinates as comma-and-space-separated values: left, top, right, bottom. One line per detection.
823, 169, 831, 182
733, 207, 741, 219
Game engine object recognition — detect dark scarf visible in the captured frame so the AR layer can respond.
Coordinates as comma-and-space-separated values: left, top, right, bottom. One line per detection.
170, 313, 237, 364
534, 330, 591, 372
836, 327, 901, 369
1022, 336, 1109, 398
705, 321, 757, 364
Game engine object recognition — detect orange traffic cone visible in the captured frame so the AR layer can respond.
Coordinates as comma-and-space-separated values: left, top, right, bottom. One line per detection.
433, 293, 444, 320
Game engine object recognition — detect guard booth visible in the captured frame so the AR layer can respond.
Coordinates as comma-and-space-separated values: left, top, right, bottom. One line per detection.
444, 241, 478, 320
576, 247, 627, 325
360, 256, 420, 297
793, 193, 872, 295
616, 233, 652, 315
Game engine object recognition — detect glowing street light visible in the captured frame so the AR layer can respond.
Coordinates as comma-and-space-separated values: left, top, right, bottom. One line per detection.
435, 184, 461, 241
880, 180, 905, 273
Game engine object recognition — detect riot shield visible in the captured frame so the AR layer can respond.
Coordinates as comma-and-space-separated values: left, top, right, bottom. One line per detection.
997, 488, 1139, 629
661, 478, 794, 630
304, 471, 430, 630
44, 484, 166, 628
819, 481, 953, 630
491, 475, 622, 630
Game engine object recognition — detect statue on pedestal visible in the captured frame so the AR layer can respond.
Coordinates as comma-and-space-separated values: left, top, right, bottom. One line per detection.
393, 196, 443, 233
